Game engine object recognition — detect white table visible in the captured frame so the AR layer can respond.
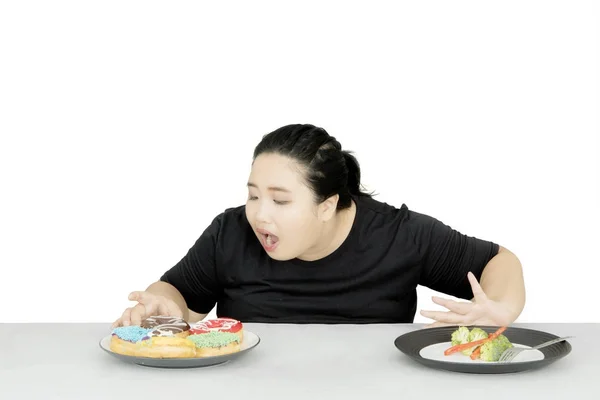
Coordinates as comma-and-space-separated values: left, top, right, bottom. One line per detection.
1, 323, 597, 399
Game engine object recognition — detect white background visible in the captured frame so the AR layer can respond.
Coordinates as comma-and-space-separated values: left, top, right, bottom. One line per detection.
1, 1, 598, 323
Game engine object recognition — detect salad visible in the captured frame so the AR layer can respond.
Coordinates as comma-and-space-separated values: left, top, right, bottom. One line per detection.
445, 326, 513, 361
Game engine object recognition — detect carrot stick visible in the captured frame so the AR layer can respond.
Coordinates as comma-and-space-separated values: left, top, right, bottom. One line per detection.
444, 337, 489, 356
444, 326, 507, 356
470, 346, 482, 360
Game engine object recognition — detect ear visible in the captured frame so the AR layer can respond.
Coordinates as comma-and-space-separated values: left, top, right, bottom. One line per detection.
319, 194, 339, 222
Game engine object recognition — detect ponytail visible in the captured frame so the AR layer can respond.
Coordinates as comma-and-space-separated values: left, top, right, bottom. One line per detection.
342, 150, 371, 197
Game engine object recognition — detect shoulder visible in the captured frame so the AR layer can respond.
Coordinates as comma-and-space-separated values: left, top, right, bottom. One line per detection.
220, 204, 248, 223
353, 195, 442, 239
352, 195, 411, 241
205, 205, 265, 268
354, 195, 407, 218
354, 195, 430, 227
206, 204, 251, 238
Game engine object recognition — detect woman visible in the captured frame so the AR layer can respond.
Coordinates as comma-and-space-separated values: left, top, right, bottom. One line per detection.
113, 124, 525, 328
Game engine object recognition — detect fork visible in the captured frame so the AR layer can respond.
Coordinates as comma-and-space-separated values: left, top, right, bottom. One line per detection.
498, 336, 574, 363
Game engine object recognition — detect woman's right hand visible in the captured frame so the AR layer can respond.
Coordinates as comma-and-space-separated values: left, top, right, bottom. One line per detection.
112, 291, 184, 328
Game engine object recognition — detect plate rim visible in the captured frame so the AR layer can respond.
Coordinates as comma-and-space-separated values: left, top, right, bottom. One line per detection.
99, 329, 261, 363
393, 325, 572, 373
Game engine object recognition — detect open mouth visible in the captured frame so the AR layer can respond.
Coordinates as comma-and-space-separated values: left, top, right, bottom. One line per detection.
257, 229, 279, 251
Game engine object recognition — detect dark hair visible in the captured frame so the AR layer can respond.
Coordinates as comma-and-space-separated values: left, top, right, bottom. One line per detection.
252, 124, 373, 210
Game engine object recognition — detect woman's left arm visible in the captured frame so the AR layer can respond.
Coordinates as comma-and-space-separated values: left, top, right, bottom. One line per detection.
478, 246, 526, 322
420, 246, 526, 327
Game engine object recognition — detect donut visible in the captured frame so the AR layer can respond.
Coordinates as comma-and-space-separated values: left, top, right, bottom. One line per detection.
110, 316, 194, 358
189, 317, 244, 341
187, 331, 242, 357
110, 326, 153, 356
109, 316, 244, 358
133, 336, 197, 358
141, 316, 191, 339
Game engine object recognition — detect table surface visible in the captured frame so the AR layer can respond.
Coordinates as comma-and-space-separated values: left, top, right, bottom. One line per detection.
1, 322, 597, 399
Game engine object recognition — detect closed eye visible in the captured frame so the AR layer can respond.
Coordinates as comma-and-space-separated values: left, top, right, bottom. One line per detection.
247, 195, 289, 205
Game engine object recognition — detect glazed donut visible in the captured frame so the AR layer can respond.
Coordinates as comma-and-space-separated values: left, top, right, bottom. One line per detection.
189, 317, 244, 341
141, 316, 191, 338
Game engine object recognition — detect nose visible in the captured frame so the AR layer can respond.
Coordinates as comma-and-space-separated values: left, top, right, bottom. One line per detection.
254, 200, 271, 224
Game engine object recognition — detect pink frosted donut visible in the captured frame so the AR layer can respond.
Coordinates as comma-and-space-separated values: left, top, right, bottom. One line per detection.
189, 318, 244, 340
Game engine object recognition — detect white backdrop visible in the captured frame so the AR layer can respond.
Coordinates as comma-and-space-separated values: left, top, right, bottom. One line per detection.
1, 1, 598, 323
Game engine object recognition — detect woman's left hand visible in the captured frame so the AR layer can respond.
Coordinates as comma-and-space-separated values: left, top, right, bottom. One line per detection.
419, 272, 515, 328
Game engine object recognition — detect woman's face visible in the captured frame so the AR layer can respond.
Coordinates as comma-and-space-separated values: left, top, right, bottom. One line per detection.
245, 152, 336, 261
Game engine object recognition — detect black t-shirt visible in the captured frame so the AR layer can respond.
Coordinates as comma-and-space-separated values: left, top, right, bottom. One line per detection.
160, 196, 499, 324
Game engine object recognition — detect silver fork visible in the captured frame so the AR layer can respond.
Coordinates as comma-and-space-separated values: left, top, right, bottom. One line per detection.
498, 336, 574, 363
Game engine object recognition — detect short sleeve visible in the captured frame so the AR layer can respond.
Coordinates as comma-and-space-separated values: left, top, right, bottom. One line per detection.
406, 210, 500, 300
160, 214, 224, 314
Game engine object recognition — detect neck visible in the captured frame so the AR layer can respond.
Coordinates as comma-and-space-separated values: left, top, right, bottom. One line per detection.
297, 200, 356, 262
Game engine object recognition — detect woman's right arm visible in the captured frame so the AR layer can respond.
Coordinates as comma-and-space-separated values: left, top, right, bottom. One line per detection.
113, 213, 224, 327
144, 281, 194, 321
146, 280, 211, 323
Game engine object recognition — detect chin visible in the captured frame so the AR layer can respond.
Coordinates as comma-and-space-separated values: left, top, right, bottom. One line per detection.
266, 253, 295, 261
264, 246, 300, 261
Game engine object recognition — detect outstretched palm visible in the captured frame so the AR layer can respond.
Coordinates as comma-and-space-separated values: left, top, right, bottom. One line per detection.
420, 272, 514, 328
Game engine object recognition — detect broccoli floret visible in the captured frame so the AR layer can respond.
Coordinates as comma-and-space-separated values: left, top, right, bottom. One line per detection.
451, 326, 470, 346
461, 327, 489, 356
479, 334, 513, 361
470, 328, 490, 342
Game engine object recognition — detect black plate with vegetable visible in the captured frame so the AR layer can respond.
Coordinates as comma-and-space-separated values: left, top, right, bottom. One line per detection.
394, 325, 572, 374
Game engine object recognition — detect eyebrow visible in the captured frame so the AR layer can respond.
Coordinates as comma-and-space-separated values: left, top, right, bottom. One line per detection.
247, 182, 291, 193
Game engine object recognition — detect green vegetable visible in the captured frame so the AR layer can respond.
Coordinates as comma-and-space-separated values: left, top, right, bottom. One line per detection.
451, 326, 470, 346
461, 327, 489, 356
450, 326, 490, 355
479, 334, 513, 361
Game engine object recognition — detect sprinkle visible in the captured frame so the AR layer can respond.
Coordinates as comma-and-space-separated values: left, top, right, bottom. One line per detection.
112, 326, 152, 343
187, 331, 240, 348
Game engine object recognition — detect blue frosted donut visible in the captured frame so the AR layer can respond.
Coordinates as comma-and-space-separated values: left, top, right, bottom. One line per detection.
111, 326, 152, 343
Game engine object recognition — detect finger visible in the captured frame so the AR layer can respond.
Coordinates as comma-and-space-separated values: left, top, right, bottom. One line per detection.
142, 300, 160, 317
111, 318, 122, 329
165, 300, 183, 317
157, 301, 171, 316
420, 309, 465, 324
128, 291, 154, 305
121, 307, 133, 326
156, 300, 183, 318
145, 298, 175, 317
432, 296, 473, 314
129, 303, 146, 326
467, 271, 487, 302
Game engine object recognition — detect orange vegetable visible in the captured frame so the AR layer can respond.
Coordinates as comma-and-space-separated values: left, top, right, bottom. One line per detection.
470, 346, 482, 360
444, 326, 507, 356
